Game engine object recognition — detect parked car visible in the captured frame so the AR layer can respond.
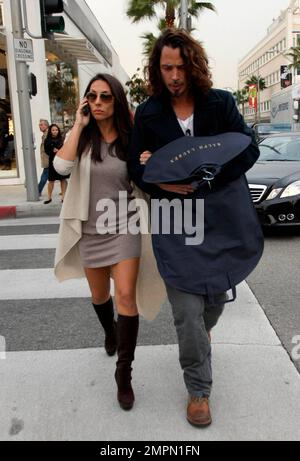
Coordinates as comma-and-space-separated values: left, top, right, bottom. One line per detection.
246, 133, 300, 227
252, 123, 292, 142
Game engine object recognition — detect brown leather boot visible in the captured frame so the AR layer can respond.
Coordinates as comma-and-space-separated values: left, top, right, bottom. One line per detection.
187, 396, 212, 427
115, 314, 139, 411
92, 299, 117, 356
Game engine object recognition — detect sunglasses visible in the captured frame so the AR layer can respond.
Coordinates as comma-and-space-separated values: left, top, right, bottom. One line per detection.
86, 92, 114, 103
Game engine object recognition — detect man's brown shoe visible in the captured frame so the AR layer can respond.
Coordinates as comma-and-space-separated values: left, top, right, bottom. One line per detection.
187, 396, 212, 427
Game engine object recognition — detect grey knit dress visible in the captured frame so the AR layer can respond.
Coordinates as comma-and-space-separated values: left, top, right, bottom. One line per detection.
78, 141, 141, 268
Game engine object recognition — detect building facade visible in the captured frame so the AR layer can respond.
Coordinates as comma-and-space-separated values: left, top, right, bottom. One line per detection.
0, 0, 130, 186
238, 0, 300, 124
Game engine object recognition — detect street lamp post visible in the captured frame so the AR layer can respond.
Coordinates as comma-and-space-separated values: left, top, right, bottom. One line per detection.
256, 60, 261, 124
11, 0, 39, 201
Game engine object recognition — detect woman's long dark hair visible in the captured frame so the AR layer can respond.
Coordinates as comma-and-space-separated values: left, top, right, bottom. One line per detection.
77, 74, 132, 162
146, 29, 213, 97
46, 124, 63, 142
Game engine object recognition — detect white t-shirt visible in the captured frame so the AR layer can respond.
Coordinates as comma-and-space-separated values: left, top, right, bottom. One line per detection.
177, 114, 194, 136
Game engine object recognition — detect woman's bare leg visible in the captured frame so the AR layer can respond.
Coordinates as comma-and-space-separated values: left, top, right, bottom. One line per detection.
84, 266, 111, 304
111, 258, 140, 317
47, 181, 54, 201
60, 180, 67, 201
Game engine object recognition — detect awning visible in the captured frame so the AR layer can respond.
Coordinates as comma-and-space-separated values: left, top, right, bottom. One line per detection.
46, 37, 102, 67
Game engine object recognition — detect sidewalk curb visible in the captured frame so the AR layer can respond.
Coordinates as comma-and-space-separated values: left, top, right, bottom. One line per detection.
0, 204, 61, 220
0, 206, 17, 220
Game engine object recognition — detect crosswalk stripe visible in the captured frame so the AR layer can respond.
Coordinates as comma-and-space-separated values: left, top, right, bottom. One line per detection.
0, 268, 116, 301
0, 269, 91, 300
0, 235, 58, 250
0, 217, 60, 227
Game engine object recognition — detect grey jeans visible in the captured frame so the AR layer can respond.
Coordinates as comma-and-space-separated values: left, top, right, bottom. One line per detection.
165, 283, 227, 398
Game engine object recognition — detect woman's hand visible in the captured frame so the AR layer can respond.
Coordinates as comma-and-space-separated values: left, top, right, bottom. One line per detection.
74, 98, 90, 128
140, 151, 152, 165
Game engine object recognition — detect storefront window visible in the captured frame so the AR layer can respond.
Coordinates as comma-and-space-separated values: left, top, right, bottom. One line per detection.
47, 58, 79, 134
0, 33, 18, 179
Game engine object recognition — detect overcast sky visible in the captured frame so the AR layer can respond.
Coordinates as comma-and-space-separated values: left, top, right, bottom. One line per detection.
86, 0, 292, 90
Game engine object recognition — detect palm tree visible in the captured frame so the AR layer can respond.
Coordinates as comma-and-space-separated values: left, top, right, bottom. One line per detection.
127, 0, 215, 29
285, 42, 300, 76
244, 76, 266, 123
141, 19, 167, 56
245, 75, 266, 92
233, 89, 248, 116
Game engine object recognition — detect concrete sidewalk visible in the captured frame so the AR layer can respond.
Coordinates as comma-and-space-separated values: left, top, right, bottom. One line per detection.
1, 283, 300, 441
0, 185, 61, 219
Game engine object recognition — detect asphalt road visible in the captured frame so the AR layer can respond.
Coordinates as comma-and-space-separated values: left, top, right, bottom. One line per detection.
0, 218, 178, 353
1, 216, 300, 443
0, 217, 299, 374
247, 227, 300, 373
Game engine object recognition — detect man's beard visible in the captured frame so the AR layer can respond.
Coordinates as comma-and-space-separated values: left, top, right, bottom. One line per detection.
170, 88, 182, 98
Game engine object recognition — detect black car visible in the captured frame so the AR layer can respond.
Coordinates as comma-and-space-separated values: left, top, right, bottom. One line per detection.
252, 123, 292, 142
246, 133, 300, 226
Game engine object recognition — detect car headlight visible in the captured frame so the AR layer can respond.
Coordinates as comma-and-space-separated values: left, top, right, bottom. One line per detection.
281, 180, 300, 198
266, 188, 282, 200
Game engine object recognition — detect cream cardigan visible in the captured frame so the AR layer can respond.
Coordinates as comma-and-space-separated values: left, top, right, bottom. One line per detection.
53, 151, 166, 321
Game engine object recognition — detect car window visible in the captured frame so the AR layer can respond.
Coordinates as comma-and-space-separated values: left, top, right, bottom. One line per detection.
259, 137, 300, 161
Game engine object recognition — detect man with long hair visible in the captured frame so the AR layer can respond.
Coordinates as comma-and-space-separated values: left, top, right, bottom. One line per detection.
129, 29, 259, 427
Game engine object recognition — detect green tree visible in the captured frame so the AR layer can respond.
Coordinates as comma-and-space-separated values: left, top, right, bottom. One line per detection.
140, 18, 167, 56
233, 88, 248, 116
285, 40, 300, 75
244, 76, 266, 123
126, 0, 215, 29
245, 75, 266, 92
140, 32, 158, 56
126, 69, 148, 105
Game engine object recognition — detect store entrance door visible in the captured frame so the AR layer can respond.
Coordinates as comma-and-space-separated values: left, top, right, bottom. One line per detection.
0, 32, 18, 180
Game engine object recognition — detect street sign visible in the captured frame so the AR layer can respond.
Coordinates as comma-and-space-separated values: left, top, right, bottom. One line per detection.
14, 38, 34, 62
280, 65, 292, 89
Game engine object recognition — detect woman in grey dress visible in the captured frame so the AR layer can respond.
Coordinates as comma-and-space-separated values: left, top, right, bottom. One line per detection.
55, 74, 141, 411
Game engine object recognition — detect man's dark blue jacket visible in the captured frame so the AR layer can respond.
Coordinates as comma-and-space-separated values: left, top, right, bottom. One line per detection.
129, 89, 260, 197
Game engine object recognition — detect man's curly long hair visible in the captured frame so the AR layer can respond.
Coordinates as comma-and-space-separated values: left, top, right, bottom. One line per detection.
146, 29, 213, 97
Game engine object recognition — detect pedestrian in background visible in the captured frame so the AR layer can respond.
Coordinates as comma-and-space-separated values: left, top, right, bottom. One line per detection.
54, 74, 141, 411
38, 119, 49, 196
130, 29, 260, 427
0, 103, 9, 170
1, 134, 14, 170
44, 123, 68, 204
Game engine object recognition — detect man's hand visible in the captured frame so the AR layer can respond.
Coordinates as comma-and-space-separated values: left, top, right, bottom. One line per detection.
140, 151, 152, 165
157, 183, 196, 195
140, 150, 195, 194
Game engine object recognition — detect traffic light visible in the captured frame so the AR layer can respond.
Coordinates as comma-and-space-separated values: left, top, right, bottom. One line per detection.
40, 0, 65, 38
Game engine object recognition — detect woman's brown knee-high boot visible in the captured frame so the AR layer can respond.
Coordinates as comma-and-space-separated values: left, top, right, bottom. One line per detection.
115, 314, 139, 411
92, 298, 117, 356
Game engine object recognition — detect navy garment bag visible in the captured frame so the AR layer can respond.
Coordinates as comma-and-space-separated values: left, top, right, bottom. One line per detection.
143, 133, 264, 304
